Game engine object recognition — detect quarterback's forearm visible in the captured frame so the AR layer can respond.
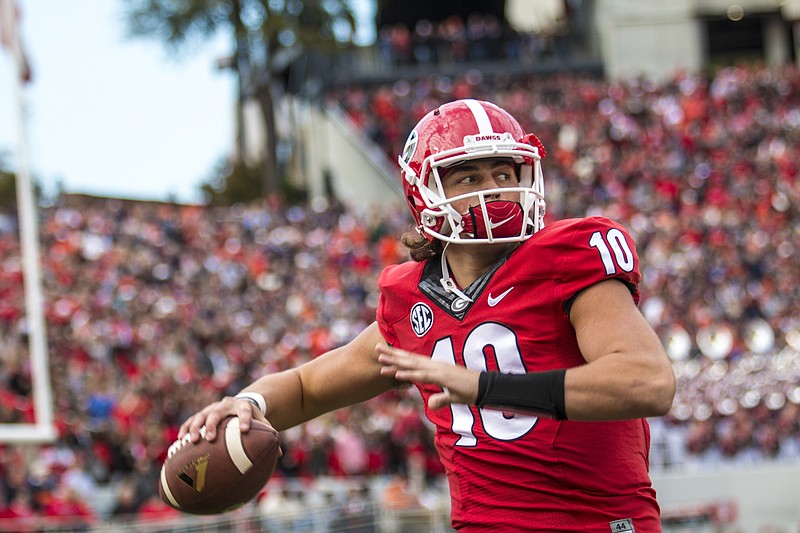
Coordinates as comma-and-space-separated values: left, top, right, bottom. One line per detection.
239, 369, 308, 431
241, 322, 397, 431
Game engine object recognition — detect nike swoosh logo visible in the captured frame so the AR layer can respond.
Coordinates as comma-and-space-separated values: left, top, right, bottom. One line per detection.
487, 287, 514, 307
488, 216, 514, 230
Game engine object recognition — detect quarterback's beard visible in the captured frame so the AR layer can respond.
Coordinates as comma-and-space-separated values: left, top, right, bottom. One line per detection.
460, 200, 525, 240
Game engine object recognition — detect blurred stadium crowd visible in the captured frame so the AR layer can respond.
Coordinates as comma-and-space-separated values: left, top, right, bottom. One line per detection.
0, 62, 799, 527
376, 12, 570, 67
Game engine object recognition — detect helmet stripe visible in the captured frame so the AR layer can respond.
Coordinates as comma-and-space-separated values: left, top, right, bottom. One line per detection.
463, 99, 493, 134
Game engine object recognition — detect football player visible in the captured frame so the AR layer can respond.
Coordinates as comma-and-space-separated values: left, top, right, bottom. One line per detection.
180, 99, 676, 532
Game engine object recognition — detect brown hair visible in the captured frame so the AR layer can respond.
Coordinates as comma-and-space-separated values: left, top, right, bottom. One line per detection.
401, 230, 443, 262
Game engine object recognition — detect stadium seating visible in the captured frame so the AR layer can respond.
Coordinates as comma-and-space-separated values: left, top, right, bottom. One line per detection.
1, 63, 798, 530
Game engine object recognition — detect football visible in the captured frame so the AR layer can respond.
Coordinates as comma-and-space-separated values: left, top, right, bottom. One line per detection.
159, 416, 281, 514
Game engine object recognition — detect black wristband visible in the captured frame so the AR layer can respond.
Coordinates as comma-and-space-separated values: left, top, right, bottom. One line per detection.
475, 369, 567, 420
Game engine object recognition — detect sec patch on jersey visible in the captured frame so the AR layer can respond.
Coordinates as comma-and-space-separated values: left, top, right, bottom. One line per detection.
159, 416, 281, 514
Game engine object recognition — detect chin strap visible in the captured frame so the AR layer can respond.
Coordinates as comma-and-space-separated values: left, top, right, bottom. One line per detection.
439, 243, 473, 303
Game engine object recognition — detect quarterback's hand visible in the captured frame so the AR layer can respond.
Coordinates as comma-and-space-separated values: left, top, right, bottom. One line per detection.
377, 343, 480, 410
178, 396, 269, 443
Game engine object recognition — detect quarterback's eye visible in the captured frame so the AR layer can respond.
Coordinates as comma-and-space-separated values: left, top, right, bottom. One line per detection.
443, 172, 477, 191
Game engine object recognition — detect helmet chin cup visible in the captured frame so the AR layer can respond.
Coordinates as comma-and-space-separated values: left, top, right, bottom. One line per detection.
462, 200, 525, 240
420, 186, 541, 245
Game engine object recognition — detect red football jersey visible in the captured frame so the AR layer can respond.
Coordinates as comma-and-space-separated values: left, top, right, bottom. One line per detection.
377, 217, 661, 532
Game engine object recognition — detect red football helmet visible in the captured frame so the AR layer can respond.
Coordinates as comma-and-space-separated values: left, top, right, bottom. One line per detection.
398, 99, 546, 245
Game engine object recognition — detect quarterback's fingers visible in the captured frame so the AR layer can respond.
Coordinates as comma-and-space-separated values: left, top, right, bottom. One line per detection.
178, 416, 199, 442
375, 342, 417, 362
182, 412, 209, 444
180, 397, 238, 443
377, 343, 437, 371
377, 342, 481, 404
427, 390, 454, 410
180, 404, 220, 443
377, 353, 443, 386
233, 398, 257, 433
203, 396, 260, 442
197, 407, 224, 443
392, 367, 441, 384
